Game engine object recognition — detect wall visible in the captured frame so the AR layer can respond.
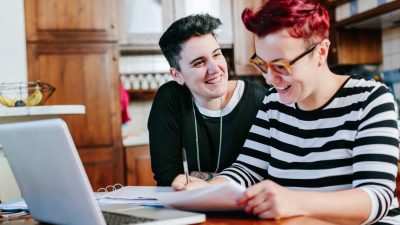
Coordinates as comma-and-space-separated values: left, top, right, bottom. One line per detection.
0, 0, 27, 83
382, 26, 400, 72
0, 0, 26, 202
123, 101, 153, 136
382, 26, 400, 100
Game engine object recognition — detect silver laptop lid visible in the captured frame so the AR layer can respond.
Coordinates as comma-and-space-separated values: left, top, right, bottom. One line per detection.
0, 119, 105, 225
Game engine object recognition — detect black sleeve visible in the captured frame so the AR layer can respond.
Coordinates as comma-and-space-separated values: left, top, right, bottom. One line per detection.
147, 82, 183, 186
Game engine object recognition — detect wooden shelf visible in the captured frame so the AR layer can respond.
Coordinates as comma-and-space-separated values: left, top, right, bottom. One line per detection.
333, 1, 400, 28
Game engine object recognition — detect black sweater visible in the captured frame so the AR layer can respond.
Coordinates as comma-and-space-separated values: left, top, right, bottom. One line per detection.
148, 80, 267, 186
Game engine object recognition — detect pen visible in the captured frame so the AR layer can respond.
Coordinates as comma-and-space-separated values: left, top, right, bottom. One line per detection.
182, 148, 189, 185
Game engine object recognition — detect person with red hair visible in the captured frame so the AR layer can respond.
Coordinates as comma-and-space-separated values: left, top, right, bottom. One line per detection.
172, 0, 400, 224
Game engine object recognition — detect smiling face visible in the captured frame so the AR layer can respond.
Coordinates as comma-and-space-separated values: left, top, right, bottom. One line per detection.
170, 34, 228, 106
255, 30, 322, 106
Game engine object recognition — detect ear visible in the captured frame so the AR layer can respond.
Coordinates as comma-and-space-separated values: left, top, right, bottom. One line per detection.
317, 39, 330, 66
170, 68, 184, 85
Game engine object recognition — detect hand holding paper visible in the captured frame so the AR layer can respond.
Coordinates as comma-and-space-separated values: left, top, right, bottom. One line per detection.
157, 181, 246, 211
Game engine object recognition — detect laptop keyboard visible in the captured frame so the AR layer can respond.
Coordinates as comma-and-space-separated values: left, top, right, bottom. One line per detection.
103, 211, 156, 225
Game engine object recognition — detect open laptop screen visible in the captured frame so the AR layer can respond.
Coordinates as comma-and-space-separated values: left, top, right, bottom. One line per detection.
0, 119, 205, 225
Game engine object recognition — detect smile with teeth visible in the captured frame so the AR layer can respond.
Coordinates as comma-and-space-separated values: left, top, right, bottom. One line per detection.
275, 85, 291, 92
205, 74, 222, 84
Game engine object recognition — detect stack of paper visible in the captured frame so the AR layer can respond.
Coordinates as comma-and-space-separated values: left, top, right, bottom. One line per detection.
0, 198, 28, 211
96, 186, 172, 207
156, 181, 246, 211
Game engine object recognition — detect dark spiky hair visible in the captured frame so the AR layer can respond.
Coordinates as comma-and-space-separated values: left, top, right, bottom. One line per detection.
159, 14, 222, 71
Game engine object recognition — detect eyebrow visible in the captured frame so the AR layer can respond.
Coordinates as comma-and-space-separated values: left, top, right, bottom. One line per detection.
254, 53, 284, 63
189, 48, 222, 65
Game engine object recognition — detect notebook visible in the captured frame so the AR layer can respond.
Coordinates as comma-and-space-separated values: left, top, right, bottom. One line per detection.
0, 118, 205, 225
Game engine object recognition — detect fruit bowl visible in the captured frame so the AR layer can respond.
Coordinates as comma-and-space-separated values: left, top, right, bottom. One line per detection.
0, 81, 56, 107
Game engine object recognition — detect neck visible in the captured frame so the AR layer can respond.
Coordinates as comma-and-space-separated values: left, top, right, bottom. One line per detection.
298, 68, 348, 110
193, 80, 237, 111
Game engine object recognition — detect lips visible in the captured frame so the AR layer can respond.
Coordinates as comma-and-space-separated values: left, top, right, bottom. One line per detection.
275, 85, 291, 94
205, 75, 223, 84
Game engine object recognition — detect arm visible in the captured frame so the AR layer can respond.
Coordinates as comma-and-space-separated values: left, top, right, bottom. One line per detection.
238, 180, 371, 225
148, 83, 183, 185
172, 174, 230, 190
239, 85, 399, 224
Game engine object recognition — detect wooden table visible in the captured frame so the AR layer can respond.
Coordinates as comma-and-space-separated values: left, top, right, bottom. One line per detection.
0, 212, 337, 225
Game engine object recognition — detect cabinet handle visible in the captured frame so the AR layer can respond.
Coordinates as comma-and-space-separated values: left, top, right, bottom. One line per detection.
331, 47, 337, 53
111, 22, 117, 29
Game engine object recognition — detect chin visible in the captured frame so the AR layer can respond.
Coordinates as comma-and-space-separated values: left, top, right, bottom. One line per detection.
278, 97, 296, 106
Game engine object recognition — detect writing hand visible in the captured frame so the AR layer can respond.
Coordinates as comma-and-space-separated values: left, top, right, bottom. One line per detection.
172, 174, 210, 191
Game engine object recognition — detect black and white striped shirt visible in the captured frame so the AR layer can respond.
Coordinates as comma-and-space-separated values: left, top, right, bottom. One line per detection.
219, 76, 400, 224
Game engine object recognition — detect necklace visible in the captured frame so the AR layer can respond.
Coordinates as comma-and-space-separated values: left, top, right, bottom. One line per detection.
191, 98, 223, 172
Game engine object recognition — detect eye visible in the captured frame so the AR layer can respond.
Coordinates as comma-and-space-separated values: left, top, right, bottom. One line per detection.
213, 52, 222, 57
192, 60, 205, 68
271, 62, 290, 75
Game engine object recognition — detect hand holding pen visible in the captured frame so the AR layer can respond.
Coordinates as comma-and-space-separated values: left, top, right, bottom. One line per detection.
173, 148, 209, 191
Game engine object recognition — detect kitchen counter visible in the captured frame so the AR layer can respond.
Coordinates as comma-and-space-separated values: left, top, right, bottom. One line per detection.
0, 105, 85, 122
123, 131, 149, 147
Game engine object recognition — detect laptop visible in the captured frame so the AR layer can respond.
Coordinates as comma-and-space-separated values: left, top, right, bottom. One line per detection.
0, 118, 205, 225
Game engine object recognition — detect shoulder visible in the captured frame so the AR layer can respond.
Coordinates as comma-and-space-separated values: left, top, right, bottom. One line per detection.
151, 81, 191, 113
345, 75, 392, 97
240, 80, 268, 100
344, 76, 394, 108
242, 79, 267, 92
156, 80, 182, 94
154, 81, 188, 100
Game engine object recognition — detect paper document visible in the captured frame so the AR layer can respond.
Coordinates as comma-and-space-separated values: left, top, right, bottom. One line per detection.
95, 186, 172, 207
96, 186, 173, 200
157, 181, 246, 211
0, 198, 28, 211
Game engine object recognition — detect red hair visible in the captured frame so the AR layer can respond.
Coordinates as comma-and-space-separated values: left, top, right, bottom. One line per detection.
242, 0, 330, 42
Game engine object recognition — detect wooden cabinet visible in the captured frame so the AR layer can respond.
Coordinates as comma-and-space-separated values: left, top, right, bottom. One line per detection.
24, 0, 123, 190
329, 29, 382, 65
25, 0, 119, 42
125, 145, 156, 186
326, 1, 400, 66
232, 0, 264, 76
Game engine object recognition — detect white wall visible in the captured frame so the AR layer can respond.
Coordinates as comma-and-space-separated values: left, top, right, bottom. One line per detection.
0, 0, 26, 202
0, 0, 27, 83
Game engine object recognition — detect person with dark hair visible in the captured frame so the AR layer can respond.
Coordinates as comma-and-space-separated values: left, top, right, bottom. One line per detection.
172, 1, 400, 224
148, 14, 267, 186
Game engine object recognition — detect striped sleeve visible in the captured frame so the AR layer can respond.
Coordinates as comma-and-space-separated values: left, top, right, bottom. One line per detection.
219, 95, 271, 187
352, 85, 399, 224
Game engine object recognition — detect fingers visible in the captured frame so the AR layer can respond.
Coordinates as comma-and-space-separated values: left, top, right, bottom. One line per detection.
172, 174, 208, 191
244, 188, 270, 214
237, 181, 271, 205
172, 174, 188, 191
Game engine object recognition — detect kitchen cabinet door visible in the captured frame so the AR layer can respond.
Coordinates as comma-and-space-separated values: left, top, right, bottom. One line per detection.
329, 29, 382, 66
125, 145, 156, 186
232, 0, 264, 76
25, 0, 119, 42
26, 43, 123, 190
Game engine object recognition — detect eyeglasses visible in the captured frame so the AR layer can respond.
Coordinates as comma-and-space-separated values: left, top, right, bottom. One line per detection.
249, 42, 320, 76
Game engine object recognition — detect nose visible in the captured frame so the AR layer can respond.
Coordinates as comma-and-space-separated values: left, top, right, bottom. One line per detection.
263, 71, 283, 85
207, 60, 220, 75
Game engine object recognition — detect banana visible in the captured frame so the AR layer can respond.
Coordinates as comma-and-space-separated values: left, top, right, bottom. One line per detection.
24, 84, 43, 106
0, 95, 17, 107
